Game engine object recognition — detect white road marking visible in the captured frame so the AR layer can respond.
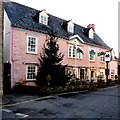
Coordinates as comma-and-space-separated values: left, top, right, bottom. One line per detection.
16, 113, 29, 118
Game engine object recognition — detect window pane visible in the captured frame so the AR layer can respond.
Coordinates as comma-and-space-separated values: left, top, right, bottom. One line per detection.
68, 46, 72, 57
90, 55, 94, 60
27, 37, 36, 53
27, 65, 37, 80
73, 47, 76, 57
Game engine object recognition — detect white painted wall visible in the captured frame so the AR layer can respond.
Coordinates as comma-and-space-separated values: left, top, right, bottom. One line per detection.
4, 11, 11, 62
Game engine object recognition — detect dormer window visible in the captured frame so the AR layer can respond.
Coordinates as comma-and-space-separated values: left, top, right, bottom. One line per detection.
40, 15, 47, 24
68, 24, 73, 33
89, 28, 94, 39
67, 20, 74, 33
87, 24, 95, 39
39, 9, 49, 25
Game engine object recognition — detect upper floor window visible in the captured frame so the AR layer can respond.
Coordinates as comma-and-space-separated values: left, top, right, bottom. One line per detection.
89, 47, 96, 61
100, 56, 105, 62
68, 24, 74, 33
27, 36, 37, 54
67, 20, 74, 33
89, 54, 95, 61
39, 10, 49, 25
73, 46, 76, 58
68, 46, 72, 58
40, 15, 47, 25
68, 45, 83, 59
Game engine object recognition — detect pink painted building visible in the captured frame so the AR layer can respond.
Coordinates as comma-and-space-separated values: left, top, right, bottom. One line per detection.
4, 1, 118, 87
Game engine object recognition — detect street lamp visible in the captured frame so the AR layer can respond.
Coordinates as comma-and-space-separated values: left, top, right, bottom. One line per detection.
104, 51, 111, 83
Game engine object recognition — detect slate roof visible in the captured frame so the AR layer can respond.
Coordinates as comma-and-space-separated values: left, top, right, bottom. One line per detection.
4, 1, 110, 49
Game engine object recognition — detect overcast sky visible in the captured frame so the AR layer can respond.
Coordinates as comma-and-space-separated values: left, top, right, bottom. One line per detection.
11, 0, 119, 57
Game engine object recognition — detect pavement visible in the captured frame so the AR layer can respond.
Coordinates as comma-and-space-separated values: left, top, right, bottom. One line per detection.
0, 96, 10, 105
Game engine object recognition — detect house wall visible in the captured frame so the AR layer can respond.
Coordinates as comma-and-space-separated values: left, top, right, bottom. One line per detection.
11, 28, 47, 86
10, 28, 118, 87
109, 60, 118, 80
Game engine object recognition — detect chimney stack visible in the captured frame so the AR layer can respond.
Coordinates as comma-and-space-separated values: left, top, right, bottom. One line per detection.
87, 24, 95, 32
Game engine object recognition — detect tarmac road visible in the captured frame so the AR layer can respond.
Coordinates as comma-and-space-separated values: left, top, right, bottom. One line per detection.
1, 85, 120, 119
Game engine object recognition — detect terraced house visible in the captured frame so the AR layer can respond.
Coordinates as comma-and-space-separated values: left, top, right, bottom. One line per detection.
4, 1, 118, 88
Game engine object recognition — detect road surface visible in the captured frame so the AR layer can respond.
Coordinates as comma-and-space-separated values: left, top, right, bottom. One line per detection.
1, 85, 119, 119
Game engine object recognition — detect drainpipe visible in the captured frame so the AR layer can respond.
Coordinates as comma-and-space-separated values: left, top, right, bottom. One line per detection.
10, 28, 14, 88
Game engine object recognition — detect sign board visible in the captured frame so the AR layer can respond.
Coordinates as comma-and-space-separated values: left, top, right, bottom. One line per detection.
104, 52, 111, 61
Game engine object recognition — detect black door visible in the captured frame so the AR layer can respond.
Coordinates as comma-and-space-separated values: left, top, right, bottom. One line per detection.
80, 69, 84, 80
3, 63, 11, 94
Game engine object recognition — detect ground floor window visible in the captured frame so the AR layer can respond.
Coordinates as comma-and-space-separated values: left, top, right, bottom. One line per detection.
65, 67, 73, 75
73, 68, 78, 79
80, 68, 84, 80
111, 70, 115, 79
26, 65, 37, 81
99, 72, 104, 80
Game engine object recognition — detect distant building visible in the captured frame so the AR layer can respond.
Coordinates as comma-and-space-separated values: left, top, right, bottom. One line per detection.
118, 52, 120, 81
4, 1, 118, 87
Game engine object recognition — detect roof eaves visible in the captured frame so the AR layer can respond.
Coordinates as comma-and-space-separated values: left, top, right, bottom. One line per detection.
11, 23, 69, 40
85, 42, 111, 50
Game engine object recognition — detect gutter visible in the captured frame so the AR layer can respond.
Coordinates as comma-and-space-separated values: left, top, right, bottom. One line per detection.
10, 28, 14, 88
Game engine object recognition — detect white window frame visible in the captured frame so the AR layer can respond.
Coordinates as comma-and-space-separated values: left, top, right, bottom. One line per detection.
111, 70, 115, 79
73, 68, 78, 78
68, 24, 74, 33
100, 56, 105, 62
89, 29, 94, 39
73, 46, 76, 58
77, 52, 82, 59
80, 68, 85, 80
68, 45, 83, 59
27, 36, 37, 54
26, 65, 37, 81
89, 54, 95, 61
67, 20, 74, 33
68, 45, 72, 58
39, 10, 49, 25
40, 15, 47, 25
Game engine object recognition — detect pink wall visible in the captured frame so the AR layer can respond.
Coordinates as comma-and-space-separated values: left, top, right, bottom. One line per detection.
11, 28, 118, 86
109, 60, 118, 79
12, 29, 46, 86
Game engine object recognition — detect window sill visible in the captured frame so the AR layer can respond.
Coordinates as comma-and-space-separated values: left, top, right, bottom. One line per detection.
26, 80, 37, 82
89, 60, 95, 62
26, 52, 38, 55
100, 61, 105, 63
68, 57, 82, 60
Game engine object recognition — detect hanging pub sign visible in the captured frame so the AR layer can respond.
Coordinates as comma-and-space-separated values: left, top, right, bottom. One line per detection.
104, 52, 111, 61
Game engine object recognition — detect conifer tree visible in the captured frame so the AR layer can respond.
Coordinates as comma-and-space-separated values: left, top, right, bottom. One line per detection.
36, 32, 70, 86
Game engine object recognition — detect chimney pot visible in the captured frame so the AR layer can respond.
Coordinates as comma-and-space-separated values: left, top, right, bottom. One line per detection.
87, 24, 95, 32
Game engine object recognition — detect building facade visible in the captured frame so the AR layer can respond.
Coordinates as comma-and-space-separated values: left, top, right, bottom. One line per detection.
4, 1, 118, 87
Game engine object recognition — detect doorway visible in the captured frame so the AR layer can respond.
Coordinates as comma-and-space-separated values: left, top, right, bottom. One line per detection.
3, 63, 11, 94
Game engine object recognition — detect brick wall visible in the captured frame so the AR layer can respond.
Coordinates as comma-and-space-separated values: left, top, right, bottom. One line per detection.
10, 28, 112, 86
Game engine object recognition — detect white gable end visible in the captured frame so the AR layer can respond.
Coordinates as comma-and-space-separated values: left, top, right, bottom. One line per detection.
69, 34, 84, 43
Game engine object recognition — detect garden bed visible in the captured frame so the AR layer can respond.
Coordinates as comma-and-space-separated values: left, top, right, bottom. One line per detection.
11, 80, 120, 96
